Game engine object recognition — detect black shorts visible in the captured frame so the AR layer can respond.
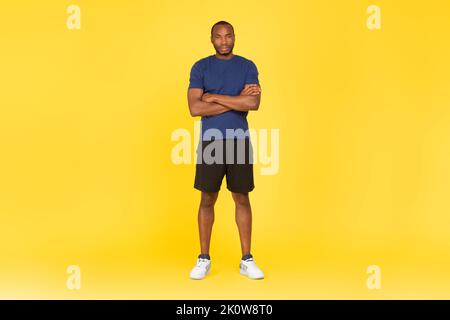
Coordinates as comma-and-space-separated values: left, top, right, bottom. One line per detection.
194, 138, 254, 193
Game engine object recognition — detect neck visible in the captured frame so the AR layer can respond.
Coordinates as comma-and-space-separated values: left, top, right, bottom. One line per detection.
215, 52, 234, 60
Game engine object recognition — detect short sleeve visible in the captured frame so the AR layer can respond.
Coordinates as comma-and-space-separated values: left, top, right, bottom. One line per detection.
188, 61, 204, 89
245, 60, 259, 85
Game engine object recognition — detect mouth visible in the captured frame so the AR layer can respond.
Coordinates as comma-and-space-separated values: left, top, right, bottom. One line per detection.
220, 47, 230, 51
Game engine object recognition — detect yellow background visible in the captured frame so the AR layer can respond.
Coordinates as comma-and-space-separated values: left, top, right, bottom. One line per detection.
1, 0, 450, 299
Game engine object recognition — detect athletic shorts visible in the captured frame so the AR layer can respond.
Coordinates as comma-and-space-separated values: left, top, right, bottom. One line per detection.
194, 138, 254, 193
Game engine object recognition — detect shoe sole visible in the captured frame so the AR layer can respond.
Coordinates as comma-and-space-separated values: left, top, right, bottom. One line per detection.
240, 268, 264, 280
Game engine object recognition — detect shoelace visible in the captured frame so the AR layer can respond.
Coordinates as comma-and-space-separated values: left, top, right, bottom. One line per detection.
195, 258, 210, 268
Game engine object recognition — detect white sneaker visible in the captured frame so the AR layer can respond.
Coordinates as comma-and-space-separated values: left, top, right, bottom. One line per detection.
240, 257, 264, 279
189, 257, 211, 280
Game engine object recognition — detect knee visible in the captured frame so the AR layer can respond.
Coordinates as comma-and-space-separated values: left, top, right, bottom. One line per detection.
232, 192, 250, 207
200, 192, 218, 209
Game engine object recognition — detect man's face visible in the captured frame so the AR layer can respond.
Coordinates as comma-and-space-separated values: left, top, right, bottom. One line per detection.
211, 25, 235, 56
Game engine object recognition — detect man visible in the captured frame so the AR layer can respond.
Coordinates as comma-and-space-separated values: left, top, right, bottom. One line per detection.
187, 21, 264, 280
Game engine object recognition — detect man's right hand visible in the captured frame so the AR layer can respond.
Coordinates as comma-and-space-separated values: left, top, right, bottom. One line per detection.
240, 84, 261, 96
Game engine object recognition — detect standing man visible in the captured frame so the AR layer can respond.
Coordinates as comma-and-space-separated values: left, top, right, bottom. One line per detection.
187, 21, 264, 280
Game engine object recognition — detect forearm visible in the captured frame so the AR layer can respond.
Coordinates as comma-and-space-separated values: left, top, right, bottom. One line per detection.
212, 94, 260, 111
190, 100, 231, 117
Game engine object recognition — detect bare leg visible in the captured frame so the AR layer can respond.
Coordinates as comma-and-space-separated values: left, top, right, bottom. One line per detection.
232, 192, 252, 256
198, 191, 219, 255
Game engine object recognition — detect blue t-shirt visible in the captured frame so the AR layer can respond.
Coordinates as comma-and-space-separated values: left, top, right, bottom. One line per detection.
188, 54, 259, 141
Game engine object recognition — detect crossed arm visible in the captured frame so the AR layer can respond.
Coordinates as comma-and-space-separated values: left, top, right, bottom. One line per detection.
187, 84, 261, 117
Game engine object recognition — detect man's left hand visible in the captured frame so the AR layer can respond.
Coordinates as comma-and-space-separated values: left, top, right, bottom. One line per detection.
201, 93, 217, 103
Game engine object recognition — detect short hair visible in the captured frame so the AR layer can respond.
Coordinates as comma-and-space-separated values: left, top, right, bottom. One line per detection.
211, 21, 234, 36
